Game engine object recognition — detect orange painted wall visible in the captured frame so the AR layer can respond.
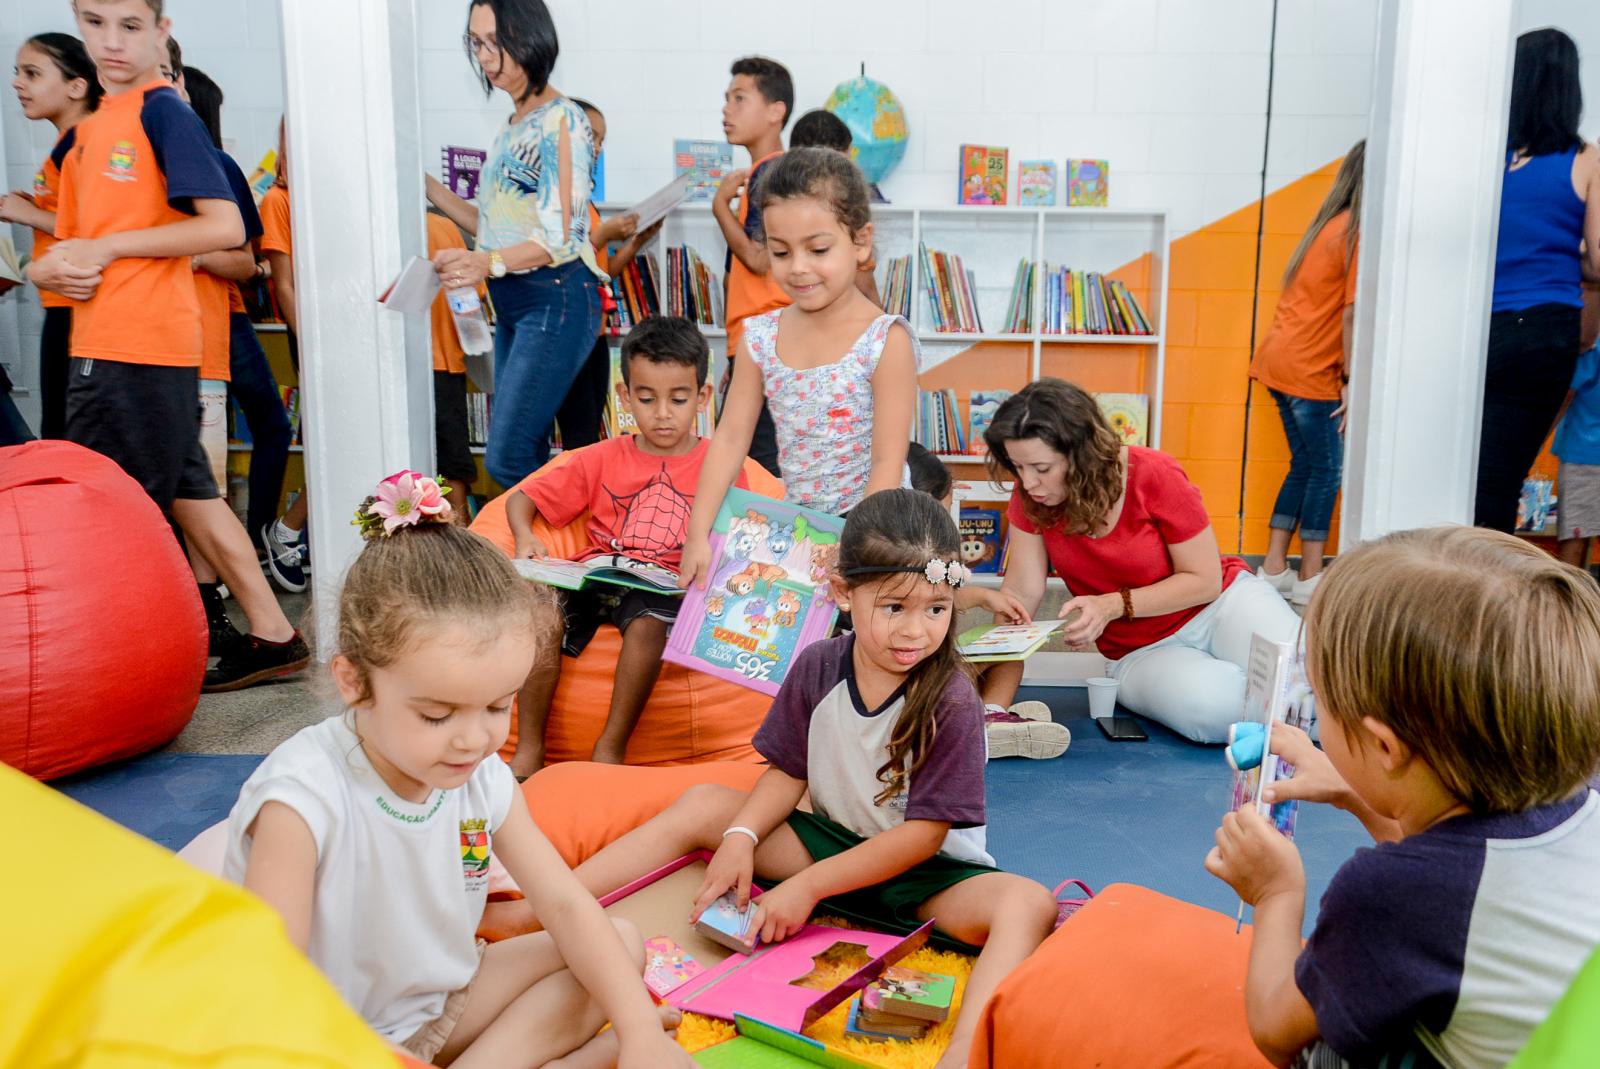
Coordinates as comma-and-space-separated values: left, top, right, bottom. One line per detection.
920, 160, 1350, 557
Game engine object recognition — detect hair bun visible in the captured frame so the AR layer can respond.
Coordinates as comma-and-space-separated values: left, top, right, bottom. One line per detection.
352, 471, 455, 540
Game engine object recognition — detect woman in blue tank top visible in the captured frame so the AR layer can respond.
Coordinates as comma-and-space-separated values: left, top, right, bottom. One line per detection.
1477, 28, 1600, 532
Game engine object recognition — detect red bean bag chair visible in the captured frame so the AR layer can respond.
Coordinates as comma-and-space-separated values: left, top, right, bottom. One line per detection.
0, 441, 204, 779
470, 450, 782, 766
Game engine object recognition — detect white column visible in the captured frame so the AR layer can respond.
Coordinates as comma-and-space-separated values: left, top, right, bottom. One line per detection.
279, 0, 432, 654
1341, 0, 1515, 543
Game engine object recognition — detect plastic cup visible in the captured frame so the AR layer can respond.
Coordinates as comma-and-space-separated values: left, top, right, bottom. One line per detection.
1085, 676, 1119, 719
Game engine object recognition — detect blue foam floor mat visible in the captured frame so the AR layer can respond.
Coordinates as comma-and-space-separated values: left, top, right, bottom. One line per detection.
54, 691, 1368, 929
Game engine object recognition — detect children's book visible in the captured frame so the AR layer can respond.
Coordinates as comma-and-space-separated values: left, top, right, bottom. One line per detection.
512, 553, 683, 596
1018, 159, 1057, 206
1067, 159, 1109, 206
605, 346, 639, 436
442, 145, 486, 201
845, 998, 926, 1041
967, 389, 1011, 454
628, 172, 694, 233
863, 965, 955, 1022
695, 890, 760, 953
643, 936, 707, 999
956, 620, 1066, 663
958, 144, 1009, 205
675, 139, 736, 203
1517, 477, 1557, 532
1230, 633, 1316, 838
378, 255, 442, 314
663, 489, 844, 696
959, 507, 1004, 574
245, 149, 278, 200
1095, 392, 1149, 446
693, 1015, 881, 1068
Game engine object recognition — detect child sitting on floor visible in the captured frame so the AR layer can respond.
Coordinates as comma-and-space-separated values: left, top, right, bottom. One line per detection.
571, 489, 1059, 1069
505, 316, 752, 776
223, 475, 690, 1067
1207, 526, 1600, 1069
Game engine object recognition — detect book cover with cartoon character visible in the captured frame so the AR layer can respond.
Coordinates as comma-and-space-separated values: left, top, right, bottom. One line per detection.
664, 489, 843, 695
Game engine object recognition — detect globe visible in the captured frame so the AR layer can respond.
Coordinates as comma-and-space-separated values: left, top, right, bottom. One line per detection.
823, 75, 909, 186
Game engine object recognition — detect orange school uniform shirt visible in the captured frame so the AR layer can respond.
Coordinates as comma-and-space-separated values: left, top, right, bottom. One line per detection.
196, 150, 266, 381
724, 150, 791, 359
426, 213, 481, 375
30, 131, 77, 310
55, 80, 234, 367
587, 202, 611, 278
258, 184, 293, 326
1250, 210, 1359, 402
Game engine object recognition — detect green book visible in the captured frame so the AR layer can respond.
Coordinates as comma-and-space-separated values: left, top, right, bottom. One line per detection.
692, 1015, 879, 1068
955, 620, 1065, 663
863, 966, 955, 1023
512, 553, 683, 596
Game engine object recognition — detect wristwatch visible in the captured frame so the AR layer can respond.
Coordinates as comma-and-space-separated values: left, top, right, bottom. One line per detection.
487, 250, 507, 279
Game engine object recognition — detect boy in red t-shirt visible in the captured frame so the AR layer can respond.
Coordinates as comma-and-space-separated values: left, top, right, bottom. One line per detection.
505, 317, 756, 776
28, 0, 306, 691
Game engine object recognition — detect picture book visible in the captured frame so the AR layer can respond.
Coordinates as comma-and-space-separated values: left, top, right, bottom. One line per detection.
606, 346, 639, 436
956, 620, 1066, 663
627, 172, 694, 233
245, 149, 278, 200
663, 489, 844, 696
693, 1015, 880, 1068
1067, 159, 1109, 206
1518, 477, 1557, 532
674, 139, 735, 203
967, 389, 1012, 453
512, 554, 683, 596
1230, 633, 1316, 838
441, 145, 486, 201
643, 937, 707, 999
694, 891, 760, 953
1018, 159, 1057, 206
959, 507, 1004, 574
1095, 392, 1149, 446
863, 965, 955, 1022
958, 144, 1009, 205
845, 998, 926, 1041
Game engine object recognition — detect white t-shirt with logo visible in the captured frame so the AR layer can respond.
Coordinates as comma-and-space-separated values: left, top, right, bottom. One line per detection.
222, 714, 515, 1042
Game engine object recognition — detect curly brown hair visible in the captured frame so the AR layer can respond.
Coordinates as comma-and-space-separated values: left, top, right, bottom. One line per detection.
982, 379, 1124, 535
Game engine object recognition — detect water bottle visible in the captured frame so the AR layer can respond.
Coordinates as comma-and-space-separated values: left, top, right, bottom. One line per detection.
447, 285, 494, 354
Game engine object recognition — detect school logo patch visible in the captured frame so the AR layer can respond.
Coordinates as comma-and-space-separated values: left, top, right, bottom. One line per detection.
460, 817, 490, 890
32, 170, 48, 198
106, 141, 137, 181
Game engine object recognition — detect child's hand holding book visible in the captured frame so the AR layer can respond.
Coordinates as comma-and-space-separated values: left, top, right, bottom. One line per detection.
1204, 806, 1306, 909
676, 537, 714, 590
511, 531, 550, 560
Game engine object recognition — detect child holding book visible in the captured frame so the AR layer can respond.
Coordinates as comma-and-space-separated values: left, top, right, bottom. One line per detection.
680, 147, 918, 588
573, 489, 1059, 1069
714, 55, 792, 476
224, 477, 691, 1068
505, 316, 756, 777
1, 33, 101, 440
28, 0, 308, 692
1207, 526, 1600, 1068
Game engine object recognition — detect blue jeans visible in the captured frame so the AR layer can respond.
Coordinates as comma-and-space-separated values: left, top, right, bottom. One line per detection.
1269, 389, 1343, 542
486, 260, 603, 488
228, 312, 293, 544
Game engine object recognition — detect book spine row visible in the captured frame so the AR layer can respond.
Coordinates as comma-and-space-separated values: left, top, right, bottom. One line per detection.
918, 241, 984, 334
609, 256, 662, 332
1002, 258, 1036, 333
467, 391, 491, 447
665, 245, 722, 326
914, 388, 968, 455
1041, 266, 1154, 335
881, 254, 913, 320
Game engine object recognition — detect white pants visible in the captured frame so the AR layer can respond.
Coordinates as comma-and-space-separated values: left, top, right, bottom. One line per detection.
1108, 572, 1303, 743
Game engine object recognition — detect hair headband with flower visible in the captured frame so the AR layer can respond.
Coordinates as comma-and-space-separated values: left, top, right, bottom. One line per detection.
841, 557, 970, 589
352, 471, 454, 539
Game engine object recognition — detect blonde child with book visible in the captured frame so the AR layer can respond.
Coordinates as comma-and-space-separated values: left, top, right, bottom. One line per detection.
680, 147, 918, 588
1207, 526, 1600, 1068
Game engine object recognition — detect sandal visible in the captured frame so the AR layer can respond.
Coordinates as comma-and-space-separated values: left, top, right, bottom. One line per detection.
1052, 878, 1095, 928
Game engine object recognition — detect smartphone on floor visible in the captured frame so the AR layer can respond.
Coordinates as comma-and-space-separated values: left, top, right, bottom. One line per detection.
1096, 715, 1148, 742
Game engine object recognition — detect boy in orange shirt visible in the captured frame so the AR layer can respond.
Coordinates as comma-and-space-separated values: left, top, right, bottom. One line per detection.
713, 56, 792, 477
29, 0, 306, 691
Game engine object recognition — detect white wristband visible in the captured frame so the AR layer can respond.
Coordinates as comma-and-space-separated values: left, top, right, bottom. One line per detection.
722, 826, 760, 847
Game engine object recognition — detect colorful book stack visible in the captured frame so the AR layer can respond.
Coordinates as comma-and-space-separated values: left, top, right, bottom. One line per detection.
466, 391, 491, 447
610, 255, 662, 332
664, 245, 722, 327
844, 967, 955, 1042
919, 242, 984, 333
1002, 259, 1036, 333
880, 254, 913, 319
915, 389, 967, 455
1041, 267, 1154, 336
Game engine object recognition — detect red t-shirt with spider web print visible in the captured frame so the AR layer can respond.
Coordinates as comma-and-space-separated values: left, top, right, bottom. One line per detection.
520, 435, 749, 570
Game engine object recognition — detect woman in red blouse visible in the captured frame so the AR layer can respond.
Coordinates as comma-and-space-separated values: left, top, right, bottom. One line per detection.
980, 379, 1301, 742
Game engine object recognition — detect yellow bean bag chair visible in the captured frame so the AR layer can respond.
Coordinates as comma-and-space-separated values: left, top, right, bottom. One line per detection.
0, 762, 402, 1069
470, 448, 783, 766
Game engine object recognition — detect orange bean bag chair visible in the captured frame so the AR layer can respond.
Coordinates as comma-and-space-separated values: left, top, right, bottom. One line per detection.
0, 441, 204, 779
470, 450, 783, 766
969, 882, 1274, 1068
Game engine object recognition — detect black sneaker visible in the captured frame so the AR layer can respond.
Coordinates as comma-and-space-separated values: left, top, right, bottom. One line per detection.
198, 582, 244, 659
203, 631, 311, 692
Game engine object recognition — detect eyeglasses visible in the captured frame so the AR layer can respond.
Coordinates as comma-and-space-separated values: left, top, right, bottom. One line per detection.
462, 33, 501, 59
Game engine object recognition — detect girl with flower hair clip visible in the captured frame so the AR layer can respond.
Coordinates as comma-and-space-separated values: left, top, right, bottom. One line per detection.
225, 473, 692, 1069
567, 488, 1059, 1069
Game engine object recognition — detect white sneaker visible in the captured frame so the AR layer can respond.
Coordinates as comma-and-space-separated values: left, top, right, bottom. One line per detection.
1257, 565, 1295, 594
985, 711, 1072, 759
1008, 700, 1053, 722
1290, 572, 1323, 607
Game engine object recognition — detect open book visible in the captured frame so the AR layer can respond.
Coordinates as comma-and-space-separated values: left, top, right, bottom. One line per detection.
512, 553, 683, 596
956, 619, 1065, 662
627, 172, 694, 233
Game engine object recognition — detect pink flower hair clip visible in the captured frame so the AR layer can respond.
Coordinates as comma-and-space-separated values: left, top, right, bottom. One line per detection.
352, 470, 454, 540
